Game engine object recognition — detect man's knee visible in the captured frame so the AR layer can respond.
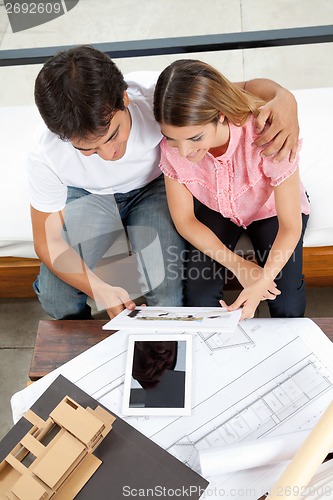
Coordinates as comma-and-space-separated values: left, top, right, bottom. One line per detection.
33, 271, 91, 319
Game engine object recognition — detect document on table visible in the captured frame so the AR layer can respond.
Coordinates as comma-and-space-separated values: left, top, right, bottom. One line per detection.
11, 318, 333, 500
103, 306, 242, 333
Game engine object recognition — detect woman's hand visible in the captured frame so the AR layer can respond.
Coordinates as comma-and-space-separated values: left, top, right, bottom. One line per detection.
235, 260, 279, 294
223, 262, 281, 320
222, 279, 278, 320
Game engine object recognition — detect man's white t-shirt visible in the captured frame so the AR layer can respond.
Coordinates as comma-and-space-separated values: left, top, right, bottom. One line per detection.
28, 71, 162, 213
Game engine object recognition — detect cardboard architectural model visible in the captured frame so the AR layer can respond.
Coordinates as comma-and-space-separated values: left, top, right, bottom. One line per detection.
0, 396, 115, 499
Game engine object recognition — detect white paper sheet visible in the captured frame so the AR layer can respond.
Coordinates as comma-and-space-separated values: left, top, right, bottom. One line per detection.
103, 306, 242, 333
10, 318, 333, 500
199, 430, 312, 476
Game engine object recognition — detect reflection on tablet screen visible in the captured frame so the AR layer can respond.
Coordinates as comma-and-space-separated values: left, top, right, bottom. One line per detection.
130, 340, 186, 409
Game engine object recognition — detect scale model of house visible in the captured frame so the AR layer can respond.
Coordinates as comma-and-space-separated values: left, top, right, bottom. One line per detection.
0, 396, 116, 499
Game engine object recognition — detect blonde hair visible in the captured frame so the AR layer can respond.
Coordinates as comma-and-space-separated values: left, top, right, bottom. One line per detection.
153, 59, 265, 127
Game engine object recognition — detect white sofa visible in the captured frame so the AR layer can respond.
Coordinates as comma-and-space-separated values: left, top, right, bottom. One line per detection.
1, 88, 333, 295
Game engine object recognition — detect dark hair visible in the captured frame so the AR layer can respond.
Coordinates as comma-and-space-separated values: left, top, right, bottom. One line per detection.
132, 341, 178, 389
153, 59, 265, 127
34, 45, 128, 140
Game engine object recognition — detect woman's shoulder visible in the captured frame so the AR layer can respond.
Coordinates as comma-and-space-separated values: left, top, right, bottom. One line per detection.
236, 114, 259, 140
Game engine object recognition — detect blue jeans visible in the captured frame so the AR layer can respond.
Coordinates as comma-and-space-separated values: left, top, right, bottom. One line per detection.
34, 175, 186, 319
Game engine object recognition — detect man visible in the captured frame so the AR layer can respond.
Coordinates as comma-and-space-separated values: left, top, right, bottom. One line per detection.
29, 45, 300, 319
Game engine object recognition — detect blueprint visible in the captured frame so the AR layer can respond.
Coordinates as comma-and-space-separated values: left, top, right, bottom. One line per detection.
11, 318, 333, 499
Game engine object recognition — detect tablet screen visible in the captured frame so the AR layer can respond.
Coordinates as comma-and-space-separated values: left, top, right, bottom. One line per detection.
122, 334, 192, 416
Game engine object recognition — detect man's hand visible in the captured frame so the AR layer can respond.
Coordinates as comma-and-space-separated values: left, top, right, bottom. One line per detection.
97, 285, 136, 319
254, 90, 299, 163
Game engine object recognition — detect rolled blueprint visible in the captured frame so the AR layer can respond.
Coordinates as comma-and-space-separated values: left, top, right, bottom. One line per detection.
199, 430, 311, 476
267, 400, 333, 500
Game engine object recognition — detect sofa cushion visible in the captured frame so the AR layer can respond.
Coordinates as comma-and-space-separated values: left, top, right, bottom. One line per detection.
293, 88, 333, 247
0, 106, 42, 257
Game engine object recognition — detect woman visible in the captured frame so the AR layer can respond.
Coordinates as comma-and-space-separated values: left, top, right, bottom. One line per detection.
153, 59, 310, 319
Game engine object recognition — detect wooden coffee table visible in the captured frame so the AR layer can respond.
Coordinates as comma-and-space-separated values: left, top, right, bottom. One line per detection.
29, 320, 111, 381
29, 318, 333, 381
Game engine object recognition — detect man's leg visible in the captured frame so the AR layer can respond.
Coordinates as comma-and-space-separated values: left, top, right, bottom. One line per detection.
115, 175, 186, 306
184, 199, 243, 306
247, 213, 309, 318
34, 187, 125, 319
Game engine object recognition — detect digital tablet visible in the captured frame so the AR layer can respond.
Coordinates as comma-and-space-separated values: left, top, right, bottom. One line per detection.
122, 334, 192, 416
